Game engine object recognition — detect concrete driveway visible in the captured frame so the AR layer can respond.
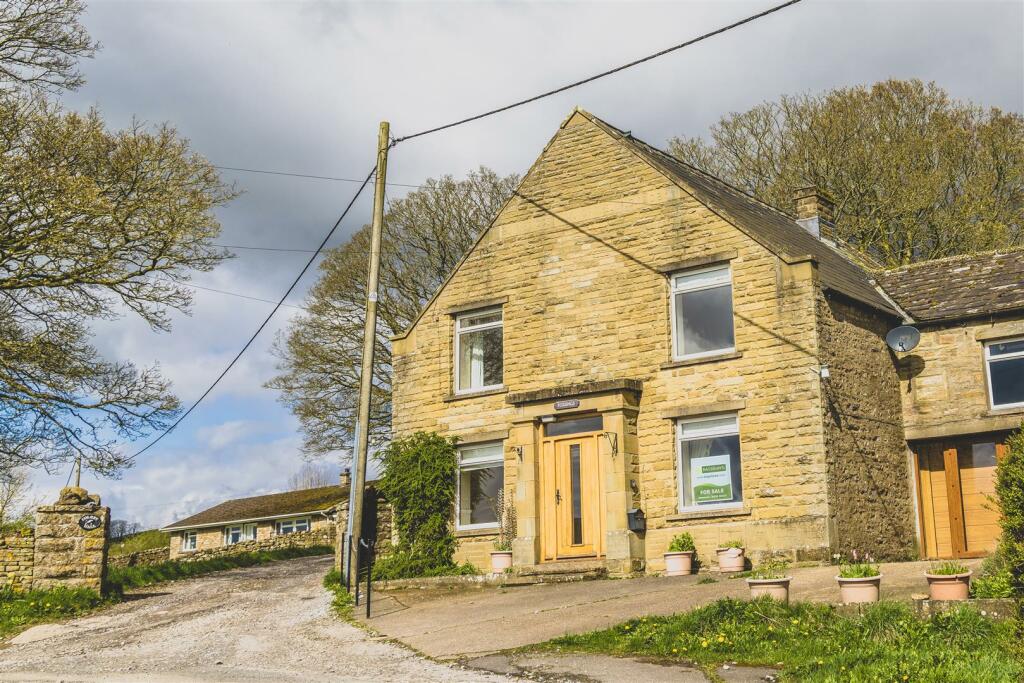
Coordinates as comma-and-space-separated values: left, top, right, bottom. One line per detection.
358, 559, 977, 660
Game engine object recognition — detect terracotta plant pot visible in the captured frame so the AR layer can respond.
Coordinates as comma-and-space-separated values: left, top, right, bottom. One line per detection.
747, 577, 791, 603
716, 547, 746, 573
490, 551, 513, 573
664, 551, 694, 576
836, 574, 882, 603
925, 571, 972, 601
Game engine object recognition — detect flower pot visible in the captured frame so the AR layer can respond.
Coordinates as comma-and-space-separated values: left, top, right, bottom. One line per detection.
664, 551, 694, 576
490, 551, 513, 573
716, 547, 746, 573
925, 571, 971, 601
836, 574, 882, 603
746, 577, 791, 603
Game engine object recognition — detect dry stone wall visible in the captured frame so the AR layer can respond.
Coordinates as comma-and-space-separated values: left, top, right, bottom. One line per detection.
173, 527, 333, 563
107, 546, 170, 568
0, 531, 34, 591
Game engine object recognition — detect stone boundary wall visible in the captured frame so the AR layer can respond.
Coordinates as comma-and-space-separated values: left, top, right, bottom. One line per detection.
108, 546, 170, 568
174, 527, 333, 563
0, 530, 35, 591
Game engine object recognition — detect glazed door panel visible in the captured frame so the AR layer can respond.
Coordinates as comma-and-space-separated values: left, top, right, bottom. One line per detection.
553, 436, 602, 558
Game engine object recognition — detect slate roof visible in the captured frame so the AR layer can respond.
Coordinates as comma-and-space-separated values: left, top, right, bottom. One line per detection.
876, 249, 1024, 323
576, 112, 898, 316
163, 485, 347, 530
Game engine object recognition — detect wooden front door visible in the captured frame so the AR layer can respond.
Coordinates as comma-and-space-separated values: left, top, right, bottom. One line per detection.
541, 433, 604, 560
915, 435, 1006, 559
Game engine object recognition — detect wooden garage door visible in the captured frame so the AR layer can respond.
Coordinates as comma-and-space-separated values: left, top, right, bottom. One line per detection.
915, 436, 1006, 559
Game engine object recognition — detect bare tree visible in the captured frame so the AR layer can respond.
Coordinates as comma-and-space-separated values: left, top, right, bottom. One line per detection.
0, 0, 97, 93
109, 519, 142, 539
287, 462, 336, 491
0, 467, 34, 531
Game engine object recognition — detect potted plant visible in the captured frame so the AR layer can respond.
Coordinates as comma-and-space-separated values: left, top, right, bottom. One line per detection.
490, 494, 516, 574
664, 532, 696, 576
925, 560, 972, 601
747, 556, 791, 603
835, 552, 882, 603
716, 539, 745, 573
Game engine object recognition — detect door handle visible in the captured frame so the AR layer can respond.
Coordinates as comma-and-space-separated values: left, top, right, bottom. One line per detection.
555, 489, 562, 505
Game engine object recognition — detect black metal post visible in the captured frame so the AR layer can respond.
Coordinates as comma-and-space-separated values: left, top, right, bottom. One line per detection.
364, 539, 375, 618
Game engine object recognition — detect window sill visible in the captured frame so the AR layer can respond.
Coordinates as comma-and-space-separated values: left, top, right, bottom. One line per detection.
985, 406, 1024, 417
444, 386, 508, 402
455, 527, 499, 538
660, 351, 743, 370
666, 506, 750, 522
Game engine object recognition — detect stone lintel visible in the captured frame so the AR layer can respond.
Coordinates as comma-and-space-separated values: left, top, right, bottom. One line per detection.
444, 296, 509, 316
658, 399, 747, 420
656, 249, 738, 274
505, 379, 642, 405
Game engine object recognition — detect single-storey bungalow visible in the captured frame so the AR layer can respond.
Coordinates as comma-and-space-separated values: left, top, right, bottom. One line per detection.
162, 485, 347, 559
389, 108, 1023, 575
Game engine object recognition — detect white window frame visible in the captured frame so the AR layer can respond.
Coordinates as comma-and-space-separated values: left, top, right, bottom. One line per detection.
985, 337, 1024, 410
275, 517, 311, 535
181, 530, 197, 552
675, 413, 743, 513
453, 308, 503, 394
224, 523, 257, 546
455, 442, 504, 531
669, 264, 736, 361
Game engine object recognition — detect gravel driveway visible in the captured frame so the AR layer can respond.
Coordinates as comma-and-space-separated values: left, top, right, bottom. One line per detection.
0, 555, 499, 682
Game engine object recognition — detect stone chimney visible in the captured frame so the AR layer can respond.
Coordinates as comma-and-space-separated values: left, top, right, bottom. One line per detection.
793, 186, 835, 239
339, 467, 351, 490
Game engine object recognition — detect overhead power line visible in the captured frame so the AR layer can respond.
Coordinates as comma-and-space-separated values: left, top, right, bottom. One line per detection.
213, 165, 421, 188
393, 0, 803, 144
213, 243, 322, 254
125, 0, 803, 462
127, 166, 376, 462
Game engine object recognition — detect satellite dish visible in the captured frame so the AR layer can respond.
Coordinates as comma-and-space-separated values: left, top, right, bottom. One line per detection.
886, 325, 921, 353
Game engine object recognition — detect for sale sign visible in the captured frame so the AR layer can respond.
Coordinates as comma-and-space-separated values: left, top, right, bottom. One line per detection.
691, 453, 732, 503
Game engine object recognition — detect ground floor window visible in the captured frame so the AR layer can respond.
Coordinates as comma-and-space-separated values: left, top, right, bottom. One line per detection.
457, 442, 504, 529
676, 414, 743, 510
181, 530, 197, 551
224, 523, 257, 545
276, 517, 310, 535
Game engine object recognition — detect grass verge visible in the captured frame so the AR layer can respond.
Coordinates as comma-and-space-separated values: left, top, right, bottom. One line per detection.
323, 568, 355, 620
537, 597, 1021, 682
106, 544, 333, 593
108, 529, 170, 557
0, 586, 108, 639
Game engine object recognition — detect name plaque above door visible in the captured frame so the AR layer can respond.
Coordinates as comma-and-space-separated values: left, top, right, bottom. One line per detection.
554, 399, 580, 410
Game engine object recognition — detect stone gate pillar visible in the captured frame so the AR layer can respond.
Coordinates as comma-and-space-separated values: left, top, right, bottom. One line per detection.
33, 486, 109, 593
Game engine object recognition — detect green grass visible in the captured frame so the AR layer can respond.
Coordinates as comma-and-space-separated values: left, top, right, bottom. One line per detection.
323, 568, 354, 619
106, 544, 333, 593
537, 598, 1022, 682
108, 529, 169, 557
0, 586, 107, 639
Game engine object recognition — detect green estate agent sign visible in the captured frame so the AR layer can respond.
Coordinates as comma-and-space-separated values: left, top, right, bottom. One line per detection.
691, 453, 732, 503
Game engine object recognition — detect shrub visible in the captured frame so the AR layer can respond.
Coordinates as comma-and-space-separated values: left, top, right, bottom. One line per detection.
995, 425, 1024, 593
371, 552, 479, 581
667, 533, 695, 553
375, 431, 460, 577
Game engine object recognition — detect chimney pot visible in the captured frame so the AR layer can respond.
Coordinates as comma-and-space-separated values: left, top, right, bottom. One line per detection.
793, 186, 834, 238
339, 467, 351, 490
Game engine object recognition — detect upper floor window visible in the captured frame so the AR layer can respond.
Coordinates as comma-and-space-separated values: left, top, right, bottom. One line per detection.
181, 531, 197, 552
986, 337, 1024, 409
670, 264, 735, 360
224, 523, 256, 546
676, 414, 743, 511
455, 309, 503, 393
456, 442, 504, 529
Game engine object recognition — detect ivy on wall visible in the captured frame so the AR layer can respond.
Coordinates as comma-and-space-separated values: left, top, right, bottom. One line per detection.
373, 431, 465, 579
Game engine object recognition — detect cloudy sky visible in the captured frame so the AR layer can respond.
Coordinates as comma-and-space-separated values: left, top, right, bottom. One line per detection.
33, 0, 1023, 528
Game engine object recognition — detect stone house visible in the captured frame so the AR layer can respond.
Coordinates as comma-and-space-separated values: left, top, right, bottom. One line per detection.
389, 108, 1023, 575
162, 485, 345, 559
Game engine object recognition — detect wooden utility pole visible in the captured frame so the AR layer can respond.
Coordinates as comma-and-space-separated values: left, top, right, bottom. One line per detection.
347, 121, 390, 589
